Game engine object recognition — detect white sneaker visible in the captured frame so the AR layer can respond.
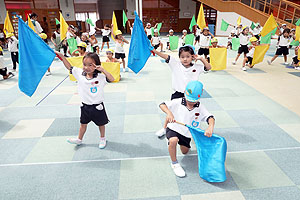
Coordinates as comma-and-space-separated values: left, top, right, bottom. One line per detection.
99, 138, 107, 149
267, 60, 271, 65
67, 138, 82, 146
232, 61, 236, 65
46, 71, 51, 76
295, 67, 300, 70
171, 163, 186, 177
155, 128, 166, 137
242, 67, 247, 71
284, 62, 289, 65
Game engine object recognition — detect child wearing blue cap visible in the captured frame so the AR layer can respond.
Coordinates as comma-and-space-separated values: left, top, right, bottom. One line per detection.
152, 45, 211, 137
159, 81, 215, 177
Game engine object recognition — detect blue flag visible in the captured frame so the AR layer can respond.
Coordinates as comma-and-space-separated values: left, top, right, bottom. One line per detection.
187, 125, 227, 182
18, 16, 56, 97
128, 11, 154, 74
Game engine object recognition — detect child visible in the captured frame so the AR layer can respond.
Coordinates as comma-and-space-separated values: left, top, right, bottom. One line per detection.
81, 33, 92, 53
96, 24, 111, 51
105, 49, 120, 63
0, 44, 14, 80
111, 29, 129, 72
159, 80, 215, 177
6, 33, 18, 71
72, 42, 88, 57
145, 23, 157, 40
232, 26, 253, 65
208, 38, 226, 63
167, 29, 174, 50
181, 30, 187, 46
241, 37, 259, 71
194, 26, 201, 46
55, 51, 114, 148
198, 27, 215, 60
128, 21, 134, 34
227, 30, 236, 49
252, 23, 262, 40
292, 45, 300, 70
152, 45, 211, 137
151, 29, 164, 52
268, 28, 291, 65
289, 29, 296, 49
90, 34, 99, 54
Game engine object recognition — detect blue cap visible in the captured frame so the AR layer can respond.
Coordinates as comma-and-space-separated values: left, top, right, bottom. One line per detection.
185, 81, 204, 102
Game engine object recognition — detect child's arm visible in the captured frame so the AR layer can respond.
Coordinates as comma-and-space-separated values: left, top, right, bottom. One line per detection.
152, 49, 169, 60
154, 23, 158, 29
159, 103, 175, 123
55, 51, 72, 70
93, 63, 115, 82
151, 38, 153, 45
209, 32, 215, 38
194, 55, 211, 70
120, 36, 129, 44
205, 117, 215, 137
71, 49, 80, 57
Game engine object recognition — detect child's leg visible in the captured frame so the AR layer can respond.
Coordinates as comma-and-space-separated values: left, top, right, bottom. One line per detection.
160, 43, 163, 51
122, 58, 126, 69
180, 145, 189, 154
101, 42, 105, 51
99, 125, 105, 138
78, 124, 88, 140
270, 55, 279, 63
11, 52, 17, 70
283, 55, 287, 63
242, 57, 248, 66
107, 42, 110, 49
235, 53, 241, 62
47, 67, 50, 72
168, 137, 179, 162
243, 52, 247, 58
96, 46, 100, 54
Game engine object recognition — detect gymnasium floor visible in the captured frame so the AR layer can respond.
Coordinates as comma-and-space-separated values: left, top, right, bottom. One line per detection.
1, 36, 300, 200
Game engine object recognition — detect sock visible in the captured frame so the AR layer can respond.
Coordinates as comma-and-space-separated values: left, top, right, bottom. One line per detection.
100, 137, 106, 140
172, 160, 178, 165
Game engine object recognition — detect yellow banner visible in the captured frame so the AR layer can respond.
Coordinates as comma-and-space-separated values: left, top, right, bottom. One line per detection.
27, 15, 36, 33
67, 56, 84, 81
295, 26, 300, 42
197, 4, 206, 30
102, 62, 120, 82
60, 12, 69, 41
252, 45, 270, 66
237, 16, 241, 26
112, 11, 118, 41
4, 11, 14, 35
209, 48, 227, 71
260, 14, 277, 37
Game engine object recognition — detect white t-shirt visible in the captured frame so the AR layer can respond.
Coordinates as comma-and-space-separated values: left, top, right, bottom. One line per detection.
252, 27, 262, 35
115, 41, 124, 53
164, 98, 213, 138
167, 56, 205, 93
101, 29, 111, 36
199, 34, 211, 47
130, 27, 133, 34
31, 20, 43, 34
239, 34, 250, 45
278, 35, 291, 46
66, 31, 75, 40
152, 36, 160, 45
8, 36, 18, 52
0, 55, 4, 69
196, 28, 201, 36
247, 46, 255, 58
71, 67, 107, 105
0, 32, 4, 39
145, 28, 152, 36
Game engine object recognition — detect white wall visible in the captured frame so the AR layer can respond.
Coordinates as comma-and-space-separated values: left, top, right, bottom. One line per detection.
59, 0, 76, 21
0, 1, 7, 24
179, 0, 196, 19
216, 11, 252, 36
126, 0, 136, 19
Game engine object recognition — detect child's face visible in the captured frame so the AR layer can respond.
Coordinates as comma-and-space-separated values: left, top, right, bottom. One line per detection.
78, 47, 85, 53
183, 32, 187, 35
91, 35, 95, 39
243, 28, 249, 34
283, 32, 289, 37
203, 30, 209, 35
81, 35, 87, 41
104, 26, 109, 30
251, 41, 257, 46
169, 32, 174, 36
146, 24, 151, 28
83, 57, 96, 74
179, 51, 193, 67
154, 32, 158, 36
106, 52, 113, 59
186, 100, 198, 108
211, 42, 218, 47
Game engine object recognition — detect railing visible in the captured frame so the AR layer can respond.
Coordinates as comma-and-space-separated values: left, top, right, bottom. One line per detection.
223, 0, 300, 25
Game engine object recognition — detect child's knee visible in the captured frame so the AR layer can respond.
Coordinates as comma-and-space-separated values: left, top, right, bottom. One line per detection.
168, 137, 179, 146
180, 146, 189, 154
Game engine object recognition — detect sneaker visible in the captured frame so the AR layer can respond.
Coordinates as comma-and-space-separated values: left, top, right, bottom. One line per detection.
267, 60, 271, 65
120, 68, 124, 72
284, 62, 289, 65
67, 138, 82, 146
295, 67, 300, 70
155, 128, 166, 138
171, 163, 186, 177
99, 138, 107, 149
232, 61, 236, 65
46, 71, 51, 76
64, 54, 69, 58
242, 67, 247, 71
125, 68, 129, 72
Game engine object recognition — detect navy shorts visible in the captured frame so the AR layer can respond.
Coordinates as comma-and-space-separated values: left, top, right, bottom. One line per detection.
275, 46, 289, 56
102, 36, 110, 42
166, 128, 191, 148
238, 45, 249, 54
246, 56, 253, 65
115, 53, 126, 59
80, 103, 109, 126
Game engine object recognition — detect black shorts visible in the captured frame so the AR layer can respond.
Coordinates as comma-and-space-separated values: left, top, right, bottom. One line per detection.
103, 36, 110, 42
153, 44, 160, 49
147, 35, 152, 40
238, 45, 249, 54
293, 56, 299, 65
167, 42, 170, 47
115, 53, 126, 59
275, 46, 289, 56
93, 46, 99, 52
246, 56, 253, 65
166, 128, 191, 148
0, 67, 7, 77
171, 91, 184, 100
198, 48, 209, 56
195, 35, 200, 41
254, 35, 260, 40
80, 103, 109, 126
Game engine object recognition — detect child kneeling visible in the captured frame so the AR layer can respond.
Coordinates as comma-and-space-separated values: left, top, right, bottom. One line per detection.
159, 81, 215, 177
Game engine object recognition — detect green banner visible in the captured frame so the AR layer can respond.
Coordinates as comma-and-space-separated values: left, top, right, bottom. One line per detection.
221, 19, 229, 31
295, 18, 300, 26
55, 18, 60, 25
290, 40, 300, 46
185, 34, 195, 45
123, 10, 128, 27
260, 32, 272, 44
232, 38, 240, 51
86, 18, 94, 26
169, 36, 179, 50
189, 15, 197, 32
67, 37, 78, 54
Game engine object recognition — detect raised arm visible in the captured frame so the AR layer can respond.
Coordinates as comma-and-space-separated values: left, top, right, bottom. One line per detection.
71, 49, 80, 57
55, 51, 71, 70
93, 63, 115, 82
152, 49, 169, 60
195, 55, 211, 70
209, 31, 215, 38
159, 103, 175, 123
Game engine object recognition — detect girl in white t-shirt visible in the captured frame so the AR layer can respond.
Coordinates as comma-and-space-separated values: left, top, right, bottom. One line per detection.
151, 29, 164, 52
145, 23, 158, 40
55, 51, 114, 149
111, 28, 129, 72
232, 26, 253, 65
96, 24, 111, 51
152, 45, 211, 137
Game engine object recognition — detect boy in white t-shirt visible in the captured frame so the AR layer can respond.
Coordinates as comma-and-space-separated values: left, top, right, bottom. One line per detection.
151, 29, 164, 52
95, 24, 111, 51
181, 30, 188, 46
159, 80, 215, 177
241, 37, 258, 71
145, 23, 158, 40
167, 29, 174, 50
198, 27, 215, 60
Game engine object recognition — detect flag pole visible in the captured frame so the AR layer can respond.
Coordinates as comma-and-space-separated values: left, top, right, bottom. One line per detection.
174, 121, 186, 127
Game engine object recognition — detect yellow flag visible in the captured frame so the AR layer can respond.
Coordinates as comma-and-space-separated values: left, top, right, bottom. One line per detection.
295, 26, 300, 42
60, 12, 69, 41
252, 45, 270, 65
102, 62, 120, 82
197, 4, 206, 30
112, 11, 118, 41
298, 47, 300, 60
260, 14, 277, 37
27, 15, 36, 33
67, 56, 83, 81
209, 48, 227, 71
237, 16, 241, 26
4, 11, 14, 35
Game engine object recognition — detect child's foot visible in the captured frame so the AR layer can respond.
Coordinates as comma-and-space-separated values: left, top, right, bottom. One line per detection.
99, 137, 107, 149
295, 67, 300, 70
46, 71, 51, 76
267, 60, 271, 65
241, 67, 247, 71
171, 163, 186, 177
284, 62, 289, 65
120, 68, 124, 72
67, 138, 82, 146
125, 68, 129, 72
232, 61, 236, 65
64, 54, 69, 58
155, 128, 166, 138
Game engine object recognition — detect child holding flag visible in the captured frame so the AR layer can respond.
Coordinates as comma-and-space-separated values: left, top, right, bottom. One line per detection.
166, 29, 174, 50
145, 23, 158, 40
159, 80, 215, 177
56, 51, 114, 148
72, 42, 88, 57
111, 29, 129, 72
6, 33, 18, 71
232, 26, 253, 65
105, 49, 120, 63
227, 30, 237, 50
181, 30, 187, 46
194, 26, 201, 46
151, 29, 164, 52
198, 27, 215, 61
152, 45, 211, 137
95, 24, 111, 51
241, 37, 259, 71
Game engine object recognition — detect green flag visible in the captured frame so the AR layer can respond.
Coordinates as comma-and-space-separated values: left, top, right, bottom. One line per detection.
185, 34, 195, 45
55, 18, 60, 25
189, 15, 197, 32
67, 37, 78, 54
290, 40, 300, 46
232, 38, 240, 51
250, 22, 256, 30
295, 18, 300, 26
123, 10, 128, 27
151, 23, 163, 36
271, 27, 277, 35
169, 36, 179, 50
86, 18, 94, 26
221, 19, 229, 31
260, 32, 272, 44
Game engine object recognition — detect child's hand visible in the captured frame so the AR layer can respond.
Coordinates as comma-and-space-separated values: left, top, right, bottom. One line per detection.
166, 112, 175, 123
93, 63, 104, 72
204, 127, 213, 137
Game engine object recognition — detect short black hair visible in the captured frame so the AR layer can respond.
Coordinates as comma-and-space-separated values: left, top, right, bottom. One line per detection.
283, 28, 290, 34
30, 13, 38, 19
56, 24, 60, 29
105, 24, 110, 28
179, 46, 194, 57
78, 46, 86, 52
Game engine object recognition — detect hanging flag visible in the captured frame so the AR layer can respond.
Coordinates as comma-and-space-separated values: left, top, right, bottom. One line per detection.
60, 12, 68, 41
271, 27, 277, 35
186, 124, 227, 182
123, 10, 128, 28
185, 34, 195, 45
67, 37, 78, 54
197, 3, 206, 30
232, 38, 240, 51
112, 11, 118, 41
151, 23, 163, 36
250, 22, 256, 30
169, 36, 179, 50
220, 19, 229, 31
102, 62, 120, 82
67, 56, 84, 81
17, 16, 56, 97
86, 18, 95, 26
252, 45, 270, 66
55, 18, 60, 25
237, 16, 241, 26
128, 11, 154, 74
260, 14, 277, 37
296, 26, 300, 42
27, 15, 36, 33
295, 18, 300, 26
189, 15, 197, 32
209, 48, 227, 70
260, 32, 272, 44
4, 11, 14, 35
